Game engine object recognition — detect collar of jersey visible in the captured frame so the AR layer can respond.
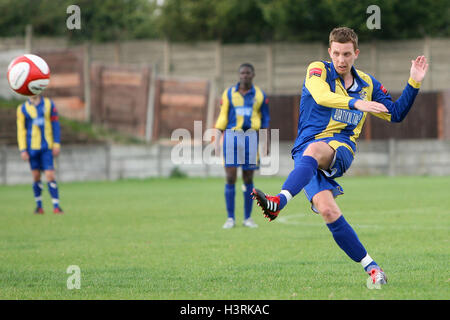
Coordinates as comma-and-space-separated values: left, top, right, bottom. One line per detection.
234, 82, 255, 95
27, 96, 44, 107
329, 62, 369, 88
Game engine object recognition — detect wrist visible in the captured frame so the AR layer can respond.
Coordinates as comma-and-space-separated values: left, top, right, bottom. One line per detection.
408, 77, 421, 89
348, 98, 358, 110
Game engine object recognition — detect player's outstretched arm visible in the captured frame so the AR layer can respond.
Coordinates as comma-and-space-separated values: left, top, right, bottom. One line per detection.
369, 55, 429, 123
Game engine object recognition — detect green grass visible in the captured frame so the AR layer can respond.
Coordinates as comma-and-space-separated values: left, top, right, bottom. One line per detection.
0, 176, 449, 300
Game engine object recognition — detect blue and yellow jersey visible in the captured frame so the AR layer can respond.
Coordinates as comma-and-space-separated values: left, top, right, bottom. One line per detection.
17, 97, 61, 152
215, 83, 270, 131
292, 60, 421, 155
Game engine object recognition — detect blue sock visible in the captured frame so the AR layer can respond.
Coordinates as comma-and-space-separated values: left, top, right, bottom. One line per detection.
364, 261, 379, 272
225, 184, 235, 219
277, 155, 318, 210
47, 181, 60, 209
243, 183, 254, 220
326, 215, 368, 263
32, 181, 43, 208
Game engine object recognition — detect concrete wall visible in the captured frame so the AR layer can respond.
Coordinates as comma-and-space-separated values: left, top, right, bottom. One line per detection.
2, 139, 450, 185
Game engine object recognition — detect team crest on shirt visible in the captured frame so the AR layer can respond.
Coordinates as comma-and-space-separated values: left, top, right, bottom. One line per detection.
358, 89, 368, 100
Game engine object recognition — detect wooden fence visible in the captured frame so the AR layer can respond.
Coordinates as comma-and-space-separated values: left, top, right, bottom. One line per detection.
90, 63, 152, 138
36, 47, 86, 120
10, 46, 450, 142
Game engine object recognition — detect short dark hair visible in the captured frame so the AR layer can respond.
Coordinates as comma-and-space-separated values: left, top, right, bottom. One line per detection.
329, 27, 358, 51
239, 63, 255, 73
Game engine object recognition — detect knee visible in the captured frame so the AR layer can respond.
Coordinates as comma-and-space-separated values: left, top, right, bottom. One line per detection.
242, 172, 253, 185
226, 175, 236, 185
31, 170, 41, 182
318, 205, 341, 223
303, 142, 321, 159
45, 170, 56, 182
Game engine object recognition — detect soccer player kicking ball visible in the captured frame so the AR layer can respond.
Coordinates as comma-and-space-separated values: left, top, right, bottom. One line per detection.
17, 94, 64, 215
252, 27, 428, 286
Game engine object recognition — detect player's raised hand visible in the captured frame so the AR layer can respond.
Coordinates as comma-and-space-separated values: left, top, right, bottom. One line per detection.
410, 55, 429, 83
354, 100, 389, 113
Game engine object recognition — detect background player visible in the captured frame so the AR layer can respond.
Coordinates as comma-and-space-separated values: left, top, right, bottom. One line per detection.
252, 27, 428, 285
17, 94, 64, 214
215, 63, 270, 229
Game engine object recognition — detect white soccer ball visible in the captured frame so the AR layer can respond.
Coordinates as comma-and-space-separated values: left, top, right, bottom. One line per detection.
7, 54, 51, 96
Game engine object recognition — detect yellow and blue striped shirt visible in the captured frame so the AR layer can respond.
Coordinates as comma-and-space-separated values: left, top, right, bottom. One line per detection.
292, 60, 421, 155
17, 97, 61, 152
215, 83, 270, 131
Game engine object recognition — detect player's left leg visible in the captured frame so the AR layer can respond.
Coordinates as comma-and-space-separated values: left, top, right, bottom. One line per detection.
44, 170, 63, 214
41, 149, 63, 214
313, 190, 387, 285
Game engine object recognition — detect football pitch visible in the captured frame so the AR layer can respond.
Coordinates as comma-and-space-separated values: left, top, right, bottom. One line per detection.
0, 176, 449, 300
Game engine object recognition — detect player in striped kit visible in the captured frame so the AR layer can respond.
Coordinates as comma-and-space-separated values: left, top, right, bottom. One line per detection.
17, 94, 64, 214
215, 63, 270, 229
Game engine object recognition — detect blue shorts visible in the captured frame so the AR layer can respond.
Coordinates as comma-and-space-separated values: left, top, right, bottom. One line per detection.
223, 129, 259, 171
28, 149, 54, 171
293, 138, 354, 212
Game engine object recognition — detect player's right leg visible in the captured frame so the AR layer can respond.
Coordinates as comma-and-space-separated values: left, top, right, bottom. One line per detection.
252, 141, 334, 220
222, 166, 237, 228
313, 190, 387, 285
31, 169, 44, 214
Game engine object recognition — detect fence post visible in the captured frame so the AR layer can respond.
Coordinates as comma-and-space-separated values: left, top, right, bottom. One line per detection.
114, 41, 120, 64
156, 143, 162, 177
214, 40, 223, 96
317, 42, 326, 60
266, 42, 274, 94
145, 64, 157, 142
83, 42, 91, 122
1, 146, 7, 185
370, 40, 377, 75
423, 37, 431, 90
163, 39, 171, 76
105, 143, 111, 181
25, 24, 32, 53
388, 138, 396, 176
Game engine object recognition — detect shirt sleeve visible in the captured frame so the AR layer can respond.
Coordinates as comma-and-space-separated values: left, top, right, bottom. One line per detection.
16, 105, 27, 152
215, 89, 230, 131
260, 93, 270, 129
370, 76, 421, 123
304, 61, 354, 109
50, 100, 61, 147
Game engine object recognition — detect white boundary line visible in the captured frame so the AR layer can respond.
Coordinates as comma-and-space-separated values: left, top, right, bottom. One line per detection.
275, 212, 450, 231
